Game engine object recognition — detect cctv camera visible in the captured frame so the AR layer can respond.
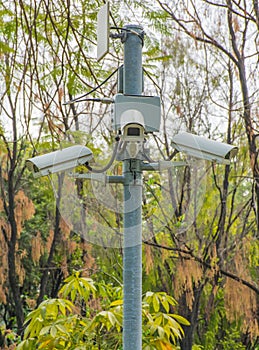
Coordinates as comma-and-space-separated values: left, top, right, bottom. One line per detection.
26, 145, 93, 178
112, 94, 161, 133
171, 132, 238, 164
122, 123, 145, 143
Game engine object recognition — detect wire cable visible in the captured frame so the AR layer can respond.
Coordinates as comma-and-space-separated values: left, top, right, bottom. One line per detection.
67, 97, 113, 104
64, 67, 120, 105
85, 137, 120, 173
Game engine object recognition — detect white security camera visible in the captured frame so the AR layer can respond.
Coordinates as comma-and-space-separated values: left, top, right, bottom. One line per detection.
122, 123, 145, 142
112, 94, 161, 133
26, 145, 93, 178
120, 109, 145, 142
171, 132, 238, 164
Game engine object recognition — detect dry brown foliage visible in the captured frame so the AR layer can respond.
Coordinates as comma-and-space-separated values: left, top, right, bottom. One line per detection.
224, 237, 259, 339
174, 258, 203, 310
0, 190, 35, 302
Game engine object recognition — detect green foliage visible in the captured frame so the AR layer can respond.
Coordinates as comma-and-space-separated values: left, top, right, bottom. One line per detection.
58, 271, 96, 303
196, 284, 250, 350
17, 271, 188, 349
219, 329, 246, 350
142, 291, 189, 349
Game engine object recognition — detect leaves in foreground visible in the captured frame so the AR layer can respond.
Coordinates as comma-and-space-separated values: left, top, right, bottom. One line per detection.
17, 271, 189, 349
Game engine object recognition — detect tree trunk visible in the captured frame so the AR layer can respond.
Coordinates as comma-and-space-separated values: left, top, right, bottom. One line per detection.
227, 0, 259, 232
37, 204, 61, 305
37, 175, 63, 305
179, 284, 202, 350
6, 172, 24, 334
7, 241, 24, 333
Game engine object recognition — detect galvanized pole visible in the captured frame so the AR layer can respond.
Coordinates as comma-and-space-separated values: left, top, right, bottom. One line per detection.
122, 24, 144, 350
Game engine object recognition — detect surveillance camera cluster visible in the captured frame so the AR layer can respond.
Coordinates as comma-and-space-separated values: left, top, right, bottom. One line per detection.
26, 130, 237, 178
26, 96, 237, 177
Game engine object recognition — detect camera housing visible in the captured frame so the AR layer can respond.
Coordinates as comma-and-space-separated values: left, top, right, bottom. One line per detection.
122, 123, 145, 142
112, 94, 161, 133
172, 132, 238, 164
26, 145, 93, 178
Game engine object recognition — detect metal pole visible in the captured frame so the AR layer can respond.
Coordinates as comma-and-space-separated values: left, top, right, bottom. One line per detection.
123, 160, 142, 350
122, 24, 144, 350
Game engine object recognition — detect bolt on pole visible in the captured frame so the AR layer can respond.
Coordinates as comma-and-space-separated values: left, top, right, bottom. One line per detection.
122, 24, 144, 350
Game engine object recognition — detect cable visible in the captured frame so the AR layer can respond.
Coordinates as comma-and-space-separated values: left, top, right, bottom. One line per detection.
64, 27, 144, 106
143, 67, 162, 93
85, 137, 120, 173
64, 67, 120, 105
66, 97, 113, 104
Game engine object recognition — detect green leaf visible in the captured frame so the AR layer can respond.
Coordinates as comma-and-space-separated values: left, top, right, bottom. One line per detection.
55, 324, 68, 334
157, 325, 165, 339
50, 325, 57, 338
154, 314, 163, 326
110, 299, 123, 307
153, 294, 160, 313
170, 314, 190, 326
108, 311, 116, 326
145, 291, 153, 298
161, 298, 169, 313
39, 325, 50, 336
17, 338, 37, 350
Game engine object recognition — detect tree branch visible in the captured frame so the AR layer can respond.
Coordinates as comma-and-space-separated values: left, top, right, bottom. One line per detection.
143, 239, 259, 294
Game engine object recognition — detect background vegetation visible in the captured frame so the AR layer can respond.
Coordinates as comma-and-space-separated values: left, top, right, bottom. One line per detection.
0, 0, 258, 349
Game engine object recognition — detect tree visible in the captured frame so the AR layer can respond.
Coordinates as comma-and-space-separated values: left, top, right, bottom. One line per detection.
155, 0, 259, 229
0, 0, 102, 333
0, 1, 36, 332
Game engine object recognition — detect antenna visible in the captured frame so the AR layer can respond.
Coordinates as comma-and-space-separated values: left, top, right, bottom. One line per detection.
97, 2, 110, 61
